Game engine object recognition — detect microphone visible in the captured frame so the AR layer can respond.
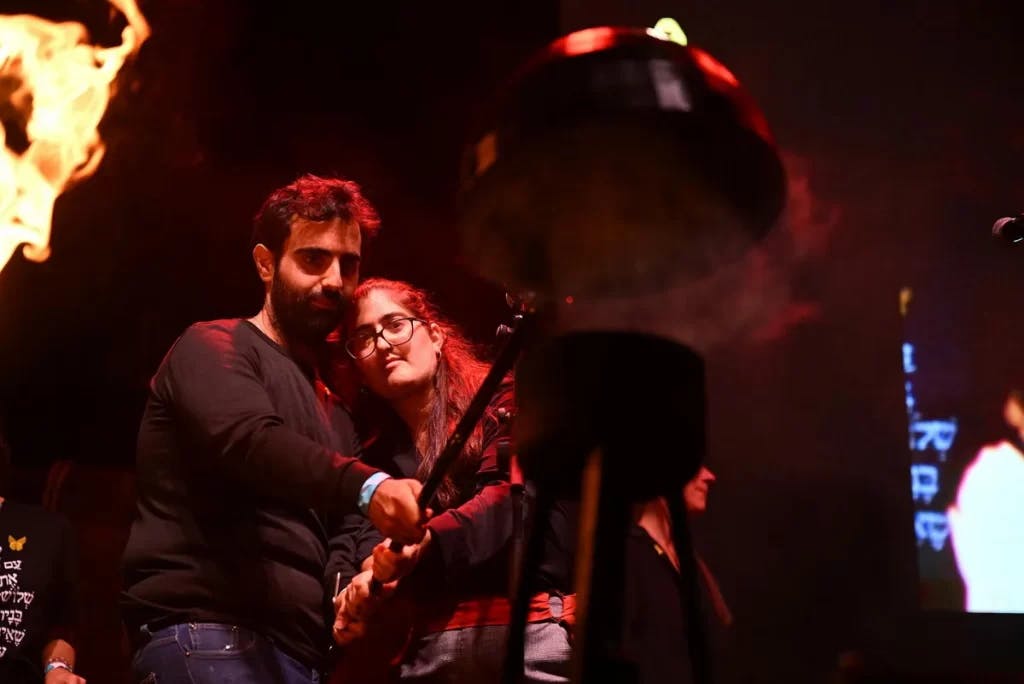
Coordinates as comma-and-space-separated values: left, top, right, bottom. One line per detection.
993, 214, 1024, 244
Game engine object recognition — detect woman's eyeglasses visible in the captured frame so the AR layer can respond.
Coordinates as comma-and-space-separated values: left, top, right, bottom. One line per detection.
345, 317, 425, 360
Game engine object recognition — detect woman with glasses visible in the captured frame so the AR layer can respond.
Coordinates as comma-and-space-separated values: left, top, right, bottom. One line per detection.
325, 278, 573, 684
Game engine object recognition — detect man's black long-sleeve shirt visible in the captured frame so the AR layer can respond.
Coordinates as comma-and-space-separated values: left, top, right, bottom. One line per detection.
121, 319, 378, 668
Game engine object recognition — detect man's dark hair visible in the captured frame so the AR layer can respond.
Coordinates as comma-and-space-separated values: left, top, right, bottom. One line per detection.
251, 174, 381, 260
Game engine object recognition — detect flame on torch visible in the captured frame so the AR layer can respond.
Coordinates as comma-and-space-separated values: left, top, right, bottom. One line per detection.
0, 0, 149, 275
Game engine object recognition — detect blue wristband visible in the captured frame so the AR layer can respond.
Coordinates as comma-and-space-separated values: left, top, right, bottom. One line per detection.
44, 660, 73, 675
358, 472, 392, 515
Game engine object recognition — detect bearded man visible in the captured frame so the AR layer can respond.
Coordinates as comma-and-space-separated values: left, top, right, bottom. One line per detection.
121, 175, 425, 684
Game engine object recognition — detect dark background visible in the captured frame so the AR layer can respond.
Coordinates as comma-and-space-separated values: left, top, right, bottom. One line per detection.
1, 1, 1024, 681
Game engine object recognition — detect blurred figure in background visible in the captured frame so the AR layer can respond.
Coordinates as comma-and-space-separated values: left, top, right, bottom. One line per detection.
624, 466, 732, 684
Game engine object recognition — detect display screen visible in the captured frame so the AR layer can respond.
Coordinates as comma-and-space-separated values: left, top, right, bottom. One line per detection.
902, 285, 1024, 613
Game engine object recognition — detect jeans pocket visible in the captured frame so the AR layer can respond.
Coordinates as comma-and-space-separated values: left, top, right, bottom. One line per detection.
183, 623, 258, 657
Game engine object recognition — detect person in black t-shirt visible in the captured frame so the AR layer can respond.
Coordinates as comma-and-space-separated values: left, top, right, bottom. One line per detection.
0, 431, 85, 684
120, 175, 426, 684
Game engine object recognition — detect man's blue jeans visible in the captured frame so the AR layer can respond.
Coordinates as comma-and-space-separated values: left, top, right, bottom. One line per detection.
131, 622, 321, 684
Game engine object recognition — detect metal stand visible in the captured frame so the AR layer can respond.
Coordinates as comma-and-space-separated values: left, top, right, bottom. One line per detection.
502, 483, 556, 684
668, 485, 712, 684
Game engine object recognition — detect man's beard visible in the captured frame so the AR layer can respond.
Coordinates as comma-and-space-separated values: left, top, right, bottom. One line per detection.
270, 276, 346, 347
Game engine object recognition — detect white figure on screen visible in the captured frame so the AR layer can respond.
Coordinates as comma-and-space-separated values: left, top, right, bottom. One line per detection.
946, 390, 1024, 613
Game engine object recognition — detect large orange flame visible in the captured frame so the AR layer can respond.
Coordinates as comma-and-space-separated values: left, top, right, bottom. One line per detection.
0, 0, 149, 275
